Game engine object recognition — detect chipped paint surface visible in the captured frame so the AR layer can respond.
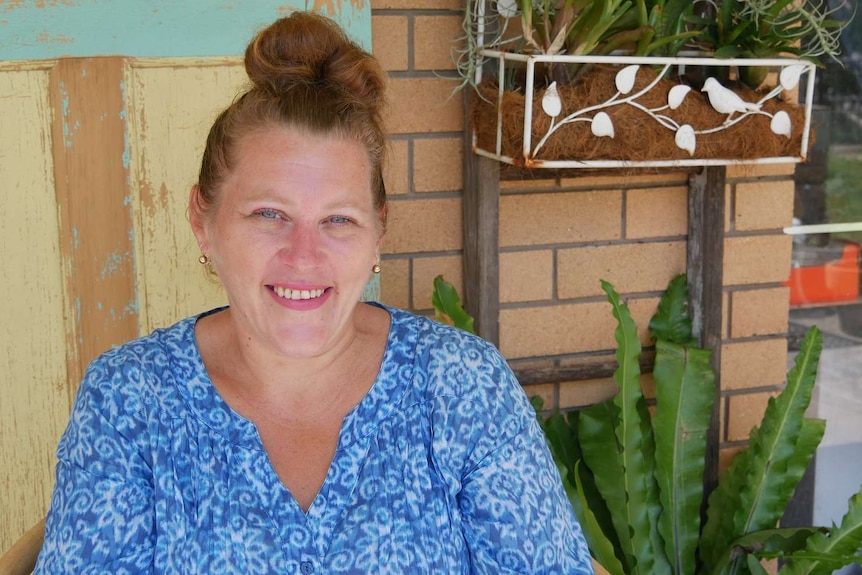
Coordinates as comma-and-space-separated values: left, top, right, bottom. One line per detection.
126, 62, 239, 332
0, 67, 70, 552
1, 1, 371, 551
0, 0, 371, 59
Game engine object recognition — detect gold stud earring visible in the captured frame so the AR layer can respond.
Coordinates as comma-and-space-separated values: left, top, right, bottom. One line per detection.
198, 254, 209, 265
372, 263, 381, 274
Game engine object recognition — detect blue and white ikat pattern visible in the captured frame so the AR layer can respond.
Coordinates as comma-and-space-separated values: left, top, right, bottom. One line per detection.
35, 304, 594, 574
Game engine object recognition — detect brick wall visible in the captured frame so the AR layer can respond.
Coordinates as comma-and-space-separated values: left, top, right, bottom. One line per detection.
371, 1, 795, 462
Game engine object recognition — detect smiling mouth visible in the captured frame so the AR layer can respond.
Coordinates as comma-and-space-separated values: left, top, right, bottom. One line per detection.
272, 286, 327, 301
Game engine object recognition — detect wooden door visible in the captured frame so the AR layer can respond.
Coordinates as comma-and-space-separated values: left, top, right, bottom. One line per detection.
0, 0, 371, 552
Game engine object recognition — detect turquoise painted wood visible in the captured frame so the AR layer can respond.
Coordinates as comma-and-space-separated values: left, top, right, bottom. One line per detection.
0, 0, 371, 59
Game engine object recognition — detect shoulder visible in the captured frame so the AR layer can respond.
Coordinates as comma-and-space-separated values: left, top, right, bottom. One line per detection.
85, 315, 197, 388
71, 315, 200, 428
382, 305, 520, 403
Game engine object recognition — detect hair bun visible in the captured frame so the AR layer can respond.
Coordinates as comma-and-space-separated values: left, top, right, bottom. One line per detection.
244, 12, 385, 115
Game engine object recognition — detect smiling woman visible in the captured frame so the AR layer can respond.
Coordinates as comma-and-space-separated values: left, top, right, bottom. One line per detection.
32, 10, 595, 575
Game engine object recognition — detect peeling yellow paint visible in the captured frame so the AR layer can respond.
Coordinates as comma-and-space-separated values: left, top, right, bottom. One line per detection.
311, 0, 366, 17
1, 0, 76, 10
35, 30, 75, 44
0, 67, 70, 553
127, 61, 238, 332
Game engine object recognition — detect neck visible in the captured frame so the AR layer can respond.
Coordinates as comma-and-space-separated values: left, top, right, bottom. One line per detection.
197, 304, 384, 419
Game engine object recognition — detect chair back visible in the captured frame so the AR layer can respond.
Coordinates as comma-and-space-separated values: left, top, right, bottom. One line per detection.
0, 518, 45, 575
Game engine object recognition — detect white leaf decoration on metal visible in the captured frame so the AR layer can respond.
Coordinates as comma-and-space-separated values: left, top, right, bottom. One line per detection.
542, 82, 562, 118
770, 111, 792, 137
668, 85, 692, 110
779, 64, 807, 91
615, 65, 640, 94
497, 0, 519, 18
591, 112, 615, 138
675, 124, 696, 156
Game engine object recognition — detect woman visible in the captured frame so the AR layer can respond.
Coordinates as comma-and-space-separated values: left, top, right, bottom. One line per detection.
35, 12, 593, 574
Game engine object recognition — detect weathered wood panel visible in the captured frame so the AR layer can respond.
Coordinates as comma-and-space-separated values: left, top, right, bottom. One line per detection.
49, 57, 138, 388
0, 1, 374, 556
126, 60, 243, 332
0, 66, 71, 552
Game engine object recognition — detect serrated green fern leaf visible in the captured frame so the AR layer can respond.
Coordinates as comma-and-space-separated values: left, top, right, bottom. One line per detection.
733, 327, 822, 535
580, 401, 634, 570
779, 485, 862, 575
601, 280, 665, 575
574, 460, 628, 575
701, 447, 752, 572
783, 418, 825, 502
431, 275, 475, 334
648, 274, 693, 345
653, 340, 715, 575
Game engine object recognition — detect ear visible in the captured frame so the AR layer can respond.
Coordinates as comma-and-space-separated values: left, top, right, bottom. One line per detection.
189, 185, 209, 252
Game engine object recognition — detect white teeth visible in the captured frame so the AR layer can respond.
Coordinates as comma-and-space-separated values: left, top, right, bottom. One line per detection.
273, 286, 324, 300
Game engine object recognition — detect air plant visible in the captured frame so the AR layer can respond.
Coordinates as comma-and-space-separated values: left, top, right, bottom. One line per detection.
694, 0, 854, 88
455, 0, 706, 91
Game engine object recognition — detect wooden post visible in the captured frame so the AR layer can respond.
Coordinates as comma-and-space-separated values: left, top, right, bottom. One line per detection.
688, 166, 726, 505
462, 89, 500, 345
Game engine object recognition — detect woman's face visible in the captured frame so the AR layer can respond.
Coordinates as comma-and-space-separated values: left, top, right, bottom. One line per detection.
191, 125, 382, 359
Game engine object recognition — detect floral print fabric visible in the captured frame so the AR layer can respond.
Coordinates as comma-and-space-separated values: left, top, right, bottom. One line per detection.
35, 304, 593, 574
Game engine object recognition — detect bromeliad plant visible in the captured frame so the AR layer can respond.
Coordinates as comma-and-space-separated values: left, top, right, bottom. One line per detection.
537, 275, 862, 575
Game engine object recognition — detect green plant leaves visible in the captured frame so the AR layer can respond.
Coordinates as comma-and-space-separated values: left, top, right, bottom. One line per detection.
526, 275, 860, 575
653, 340, 714, 575
574, 460, 628, 575
734, 327, 822, 535
779, 486, 862, 575
600, 280, 671, 575
648, 273, 692, 345
580, 401, 635, 568
430, 275, 475, 334
702, 327, 824, 573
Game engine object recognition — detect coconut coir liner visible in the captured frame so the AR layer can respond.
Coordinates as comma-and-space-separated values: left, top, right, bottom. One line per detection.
471, 64, 808, 165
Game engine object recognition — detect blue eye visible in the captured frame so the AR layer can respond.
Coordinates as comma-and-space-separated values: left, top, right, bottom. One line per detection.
256, 209, 281, 220
328, 215, 352, 225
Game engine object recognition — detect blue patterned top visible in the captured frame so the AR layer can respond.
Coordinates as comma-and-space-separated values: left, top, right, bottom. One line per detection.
35, 305, 593, 574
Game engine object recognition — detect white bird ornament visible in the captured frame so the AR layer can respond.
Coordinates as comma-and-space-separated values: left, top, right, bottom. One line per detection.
701, 77, 760, 121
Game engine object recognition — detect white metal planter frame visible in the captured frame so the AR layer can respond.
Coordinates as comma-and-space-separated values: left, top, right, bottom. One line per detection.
473, 49, 817, 169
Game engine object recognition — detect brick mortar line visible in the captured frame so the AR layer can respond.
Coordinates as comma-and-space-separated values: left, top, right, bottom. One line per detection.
389, 132, 464, 140
372, 10, 462, 16
386, 190, 462, 200
380, 251, 463, 259
386, 71, 461, 80
724, 228, 794, 237
722, 334, 793, 344
721, 384, 785, 397
498, 237, 688, 251
497, 292, 669, 310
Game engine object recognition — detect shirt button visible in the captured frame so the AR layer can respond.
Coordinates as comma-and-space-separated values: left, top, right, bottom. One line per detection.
300, 561, 315, 575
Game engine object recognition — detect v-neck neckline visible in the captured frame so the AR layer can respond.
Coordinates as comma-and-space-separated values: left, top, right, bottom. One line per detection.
171, 303, 414, 526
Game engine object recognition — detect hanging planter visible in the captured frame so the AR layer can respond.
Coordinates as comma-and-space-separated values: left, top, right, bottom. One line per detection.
458, 1, 850, 170
470, 51, 816, 169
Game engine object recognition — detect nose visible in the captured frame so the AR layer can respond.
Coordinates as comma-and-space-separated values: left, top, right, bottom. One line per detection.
278, 223, 323, 268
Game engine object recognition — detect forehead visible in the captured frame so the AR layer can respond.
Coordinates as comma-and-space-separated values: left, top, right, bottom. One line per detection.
227, 125, 373, 200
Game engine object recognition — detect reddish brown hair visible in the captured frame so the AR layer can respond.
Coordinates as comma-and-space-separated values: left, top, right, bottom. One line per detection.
196, 12, 388, 229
